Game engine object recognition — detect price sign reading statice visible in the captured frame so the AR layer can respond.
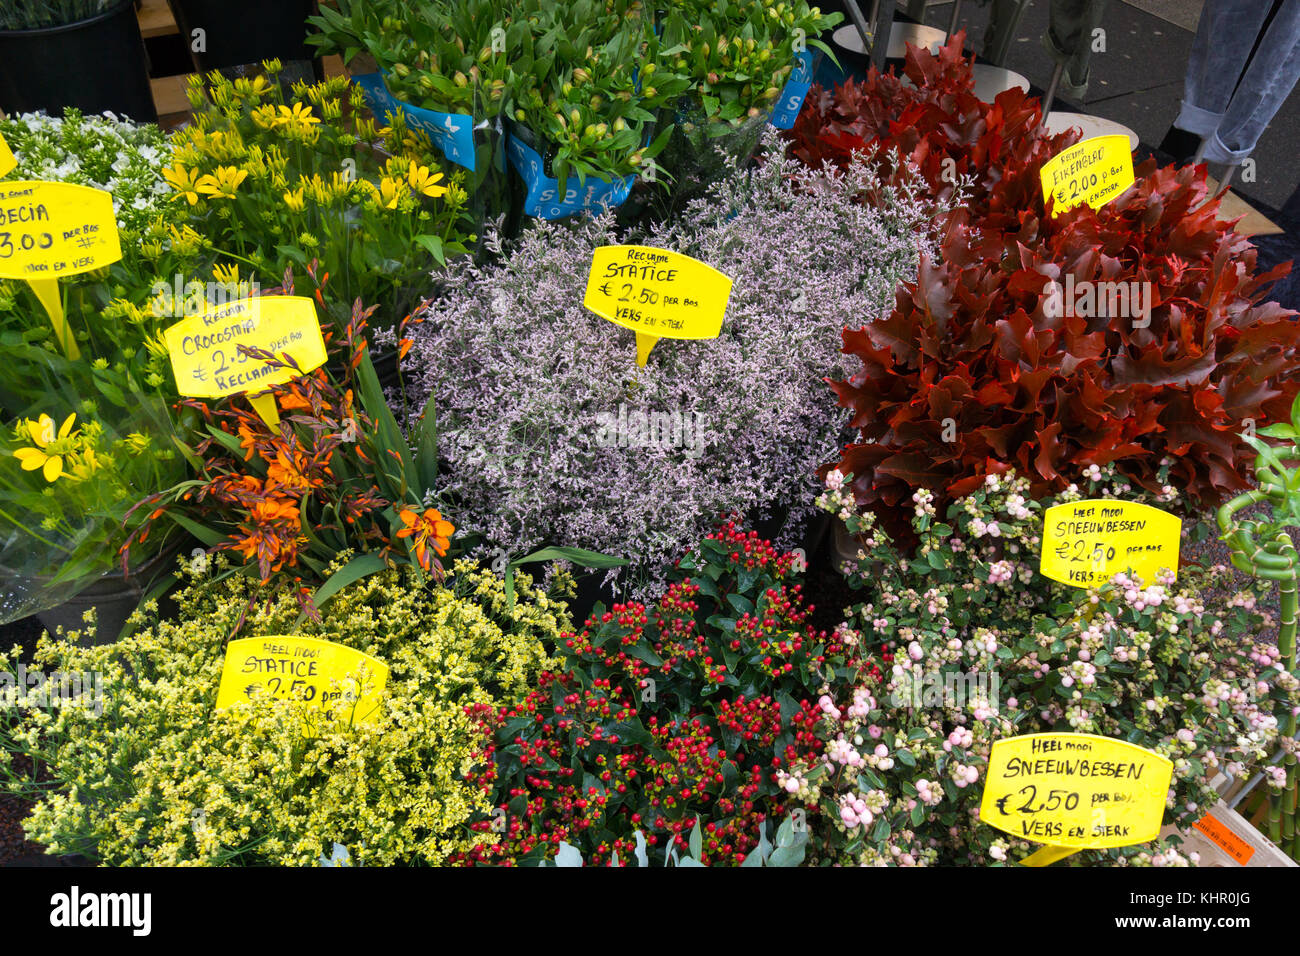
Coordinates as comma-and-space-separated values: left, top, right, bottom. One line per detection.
584, 244, 733, 366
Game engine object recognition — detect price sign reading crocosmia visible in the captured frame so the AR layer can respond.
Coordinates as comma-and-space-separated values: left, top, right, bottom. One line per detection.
584, 245, 733, 366
1039, 499, 1180, 589
0, 133, 16, 178
0, 180, 122, 359
979, 733, 1173, 866
164, 295, 327, 427
1040, 134, 1135, 214
215, 635, 389, 727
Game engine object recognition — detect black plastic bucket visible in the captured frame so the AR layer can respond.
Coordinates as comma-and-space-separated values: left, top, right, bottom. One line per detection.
0, 0, 156, 122
167, 0, 315, 72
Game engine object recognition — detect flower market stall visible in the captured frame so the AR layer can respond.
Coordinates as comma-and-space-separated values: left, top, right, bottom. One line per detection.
0, 0, 1297, 896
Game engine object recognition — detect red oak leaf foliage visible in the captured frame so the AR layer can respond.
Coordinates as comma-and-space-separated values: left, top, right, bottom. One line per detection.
787, 33, 1299, 529
785, 31, 1078, 224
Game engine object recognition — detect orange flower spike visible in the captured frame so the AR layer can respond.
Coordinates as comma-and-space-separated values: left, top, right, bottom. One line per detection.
398, 337, 414, 360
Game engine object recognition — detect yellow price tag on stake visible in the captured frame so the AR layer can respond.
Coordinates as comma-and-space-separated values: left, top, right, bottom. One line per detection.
584, 244, 733, 366
215, 635, 389, 726
979, 733, 1174, 865
0, 134, 16, 178
0, 180, 123, 359
164, 295, 327, 428
1039, 499, 1180, 589
1040, 134, 1135, 214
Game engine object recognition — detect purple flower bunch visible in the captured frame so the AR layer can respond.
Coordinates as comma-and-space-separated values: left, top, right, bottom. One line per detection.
401, 131, 948, 595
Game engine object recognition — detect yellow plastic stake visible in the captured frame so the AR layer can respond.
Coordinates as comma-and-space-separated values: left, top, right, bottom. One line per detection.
584, 245, 733, 367
248, 392, 280, 429
1020, 844, 1081, 867
27, 276, 78, 360
0, 181, 121, 360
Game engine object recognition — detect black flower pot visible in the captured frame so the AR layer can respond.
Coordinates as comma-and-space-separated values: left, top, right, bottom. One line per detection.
0, 0, 156, 122
167, 0, 316, 72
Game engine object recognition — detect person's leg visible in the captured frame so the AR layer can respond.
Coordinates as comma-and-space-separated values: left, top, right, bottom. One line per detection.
1042, 0, 1110, 99
1173, 0, 1272, 143
1202, 2, 1300, 164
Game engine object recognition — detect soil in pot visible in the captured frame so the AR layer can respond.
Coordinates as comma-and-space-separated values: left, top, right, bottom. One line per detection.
0, 0, 156, 121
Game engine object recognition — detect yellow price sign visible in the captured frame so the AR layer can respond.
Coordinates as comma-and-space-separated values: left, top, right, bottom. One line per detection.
215, 635, 389, 725
0, 180, 122, 359
1040, 499, 1180, 589
583, 244, 733, 366
980, 733, 1174, 865
1040, 134, 1135, 214
164, 295, 327, 427
0, 134, 15, 178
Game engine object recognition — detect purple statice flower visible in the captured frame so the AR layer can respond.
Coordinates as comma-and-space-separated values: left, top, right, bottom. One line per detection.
402, 129, 954, 597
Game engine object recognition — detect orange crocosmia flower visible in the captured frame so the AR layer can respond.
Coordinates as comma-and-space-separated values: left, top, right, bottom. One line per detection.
231, 497, 304, 581
266, 447, 319, 495
278, 390, 313, 411
395, 507, 455, 572
236, 424, 262, 461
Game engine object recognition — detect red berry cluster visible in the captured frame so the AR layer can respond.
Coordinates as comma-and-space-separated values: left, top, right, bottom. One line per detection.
449, 525, 878, 865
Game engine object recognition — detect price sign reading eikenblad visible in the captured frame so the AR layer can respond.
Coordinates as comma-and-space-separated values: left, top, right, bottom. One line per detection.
1040, 134, 1135, 213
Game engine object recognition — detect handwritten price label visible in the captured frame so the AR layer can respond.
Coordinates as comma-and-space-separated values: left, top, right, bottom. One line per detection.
1040, 499, 1180, 589
215, 635, 389, 725
1040, 134, 1135, 214
980, 733, 1173, 863
583, 245, 733, 366
0, 180, 122, 358
0, 180, 121, 278
164, 295, 326, 425
0, 134, 15, 178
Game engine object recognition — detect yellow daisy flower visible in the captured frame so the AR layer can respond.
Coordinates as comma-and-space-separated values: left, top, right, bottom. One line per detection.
162, 164, 203, 205
196, 165, 249, 200
406, 161, 448, 199
14, 413, 77, 483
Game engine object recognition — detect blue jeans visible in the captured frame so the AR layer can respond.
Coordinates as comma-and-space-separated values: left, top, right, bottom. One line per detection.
1175, 0, 1300, 164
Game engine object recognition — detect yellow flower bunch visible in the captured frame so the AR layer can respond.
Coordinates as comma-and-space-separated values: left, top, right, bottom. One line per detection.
4, 560, 568, 866
161, 67, 474, 326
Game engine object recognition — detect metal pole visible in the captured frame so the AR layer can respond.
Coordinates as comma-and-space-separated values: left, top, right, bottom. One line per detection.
873, 0, 898, 70
946, 0, 964, 42
1040, 59, 1065, 120
843, 0, 875, 58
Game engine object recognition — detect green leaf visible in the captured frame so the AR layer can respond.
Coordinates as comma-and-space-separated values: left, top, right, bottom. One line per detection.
689, 818, 702, 860
412, 391, 439, 492
298, 552, 387, 625
167, 511, 225, 548
413, 234, 446, 267
511, 546, 627, 570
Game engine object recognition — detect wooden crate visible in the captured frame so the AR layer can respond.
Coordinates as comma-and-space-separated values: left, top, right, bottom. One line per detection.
1161, 801, 1296, 868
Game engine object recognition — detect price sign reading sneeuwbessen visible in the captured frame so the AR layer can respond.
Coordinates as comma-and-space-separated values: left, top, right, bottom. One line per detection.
980, 733, 1173, 854
1040, 499, 1180, 589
